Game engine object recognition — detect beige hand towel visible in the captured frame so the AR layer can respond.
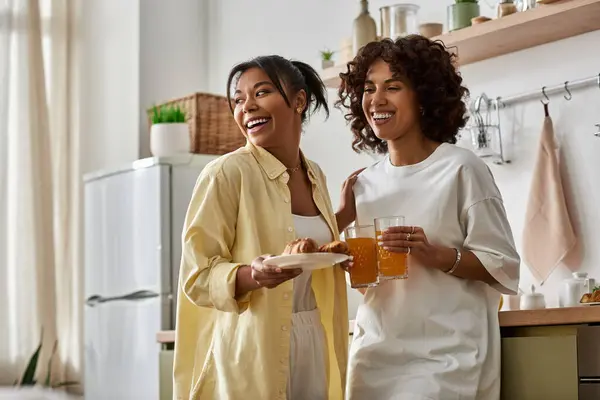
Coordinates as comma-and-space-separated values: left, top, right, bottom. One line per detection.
522, 116, 577, 283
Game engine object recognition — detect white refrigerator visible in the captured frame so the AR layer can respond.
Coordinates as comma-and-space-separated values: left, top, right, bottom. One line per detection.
83, 154, 216, 400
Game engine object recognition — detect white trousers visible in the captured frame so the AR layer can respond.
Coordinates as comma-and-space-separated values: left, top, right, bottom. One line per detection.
287, 309, 328, 400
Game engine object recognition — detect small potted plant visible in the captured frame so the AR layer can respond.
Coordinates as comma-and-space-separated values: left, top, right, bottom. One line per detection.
320, 48, 335, 69
149, 104, 190, 157
1, 330, 80, 399
447, 0, 480, 32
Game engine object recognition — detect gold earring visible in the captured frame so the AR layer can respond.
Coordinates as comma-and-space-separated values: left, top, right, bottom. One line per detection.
297, 107, 303, 114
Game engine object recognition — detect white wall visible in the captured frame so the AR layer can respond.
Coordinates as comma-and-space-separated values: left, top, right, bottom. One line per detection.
80, 0, 140, 175
206, 0, 600, 317
139, 0, 209, 158
80, 0, 210, 173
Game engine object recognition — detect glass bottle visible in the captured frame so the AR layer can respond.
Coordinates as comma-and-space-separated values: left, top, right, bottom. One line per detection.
352, 0, 377, 55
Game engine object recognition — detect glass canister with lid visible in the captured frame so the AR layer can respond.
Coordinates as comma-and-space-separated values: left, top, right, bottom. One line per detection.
379, 3, 420, 40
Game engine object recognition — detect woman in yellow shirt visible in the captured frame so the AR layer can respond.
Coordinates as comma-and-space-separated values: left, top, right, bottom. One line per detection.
173, 55, 356, 400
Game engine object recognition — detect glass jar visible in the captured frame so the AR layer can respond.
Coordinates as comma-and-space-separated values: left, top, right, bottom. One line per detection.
379, 4, 420, 39
520, 0, 537, 11
497, 0, 518, 18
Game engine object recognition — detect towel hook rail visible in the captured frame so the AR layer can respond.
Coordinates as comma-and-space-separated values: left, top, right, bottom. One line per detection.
471, 72, 600, 138
477, 72, 600, 108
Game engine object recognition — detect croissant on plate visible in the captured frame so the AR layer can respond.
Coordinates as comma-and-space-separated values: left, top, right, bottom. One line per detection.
318, 240, 351, 255
283, 238, 319, 255
581, 293, 592, 303
579, 290, 600, 303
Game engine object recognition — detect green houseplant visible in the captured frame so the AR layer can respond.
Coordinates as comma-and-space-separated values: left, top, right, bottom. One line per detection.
320, 48, 335, 69
15, 330, 78, 389
447, 0, 480, 32
149, 104, 190, 157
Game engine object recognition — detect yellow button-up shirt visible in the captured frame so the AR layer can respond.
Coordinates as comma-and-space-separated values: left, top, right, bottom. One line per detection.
173, 142, 349, 400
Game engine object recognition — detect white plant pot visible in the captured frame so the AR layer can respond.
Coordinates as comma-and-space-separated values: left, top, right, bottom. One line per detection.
150, 123, 190, 157
321, 59, 334, 69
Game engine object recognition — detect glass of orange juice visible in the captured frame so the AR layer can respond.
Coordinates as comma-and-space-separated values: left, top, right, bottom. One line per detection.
344, 225, 379, 288
375, 216, 408, 280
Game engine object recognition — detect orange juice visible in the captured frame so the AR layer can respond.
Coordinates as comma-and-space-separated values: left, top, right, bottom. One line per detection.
346, 237, 378, 288
376, 230, 408, 279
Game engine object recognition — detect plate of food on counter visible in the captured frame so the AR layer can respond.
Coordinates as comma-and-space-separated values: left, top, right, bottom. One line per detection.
264, 238, 351, 271
580, 286, 600, 306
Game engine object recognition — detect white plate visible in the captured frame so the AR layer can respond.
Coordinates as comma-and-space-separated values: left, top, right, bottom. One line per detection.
580, 301, 600, 306
264, 253, 349, 271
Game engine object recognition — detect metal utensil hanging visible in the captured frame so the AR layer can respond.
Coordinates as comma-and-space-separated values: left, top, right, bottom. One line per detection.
470, 93, 491, 154
468, 93, 507, 164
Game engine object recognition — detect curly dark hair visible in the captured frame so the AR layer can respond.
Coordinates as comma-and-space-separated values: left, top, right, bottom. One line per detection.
336, 35, 470, 154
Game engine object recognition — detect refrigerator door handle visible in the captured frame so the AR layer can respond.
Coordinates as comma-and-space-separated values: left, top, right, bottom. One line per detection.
580, 378, 600, 383
85, 289, 160, 307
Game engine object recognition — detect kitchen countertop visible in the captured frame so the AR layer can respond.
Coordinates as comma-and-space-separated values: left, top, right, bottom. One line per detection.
498, 305, 600, 327
157, 330, 176, 344
157, 306, 600, 344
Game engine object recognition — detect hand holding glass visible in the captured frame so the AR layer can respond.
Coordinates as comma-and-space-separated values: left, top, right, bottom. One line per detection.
344, 225, 379, 288
375, 216, 409, 280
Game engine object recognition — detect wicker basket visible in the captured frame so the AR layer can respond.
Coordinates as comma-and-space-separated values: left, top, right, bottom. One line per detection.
148, 92, 245, 155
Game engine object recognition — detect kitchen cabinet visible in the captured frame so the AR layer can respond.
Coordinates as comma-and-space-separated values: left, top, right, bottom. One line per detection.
501, 321, 600, 400
501, 328, 579, 400
159, 349, 174, 400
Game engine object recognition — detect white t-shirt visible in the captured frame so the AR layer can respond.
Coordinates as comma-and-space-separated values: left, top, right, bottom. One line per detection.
346, 143, 520, 400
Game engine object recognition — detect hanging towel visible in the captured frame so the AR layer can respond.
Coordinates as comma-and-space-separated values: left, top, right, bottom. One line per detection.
522, 115, 577, 283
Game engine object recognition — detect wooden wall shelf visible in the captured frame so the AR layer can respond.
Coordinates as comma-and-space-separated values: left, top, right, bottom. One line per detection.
322, 65, 346, 89
321, 0, 600, 88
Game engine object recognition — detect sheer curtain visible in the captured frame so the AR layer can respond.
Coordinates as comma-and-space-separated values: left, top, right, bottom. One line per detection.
0, 0, 81, 388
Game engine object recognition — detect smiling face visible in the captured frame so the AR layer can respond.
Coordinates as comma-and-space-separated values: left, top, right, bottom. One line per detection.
361, 58, 421, 143
232, 67, 306, 150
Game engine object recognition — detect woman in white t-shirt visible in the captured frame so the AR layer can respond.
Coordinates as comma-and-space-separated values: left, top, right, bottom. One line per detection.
335, 36, 521, 400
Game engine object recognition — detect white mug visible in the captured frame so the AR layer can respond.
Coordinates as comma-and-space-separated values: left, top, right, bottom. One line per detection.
502, 294, 521, 311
